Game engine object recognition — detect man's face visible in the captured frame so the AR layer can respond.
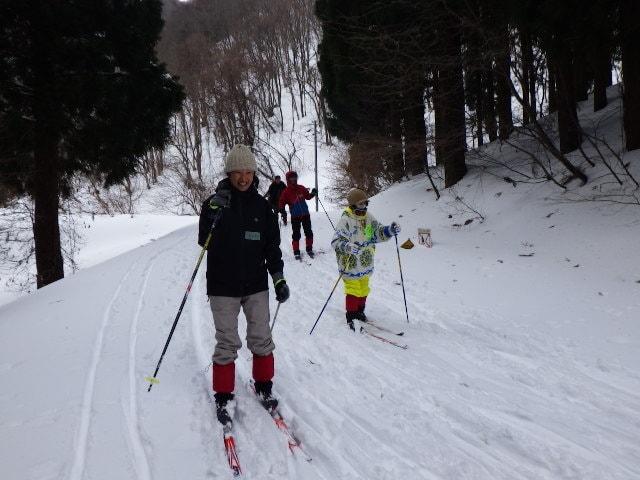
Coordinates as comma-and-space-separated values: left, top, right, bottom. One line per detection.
275, 176, 281, 183
288, 175, 298, 185
228, 170, 254, 191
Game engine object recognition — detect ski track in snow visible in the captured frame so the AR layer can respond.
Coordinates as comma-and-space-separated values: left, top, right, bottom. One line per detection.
124, 263, 154, 480
68, 237, 184, 480
68, 260, 138, 480
189, 262, 228, 478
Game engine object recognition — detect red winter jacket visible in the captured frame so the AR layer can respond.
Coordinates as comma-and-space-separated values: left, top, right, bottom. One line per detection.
278, 183, 313, 219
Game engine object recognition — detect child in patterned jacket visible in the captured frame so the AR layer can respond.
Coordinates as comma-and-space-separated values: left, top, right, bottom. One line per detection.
331, 188, 401, 330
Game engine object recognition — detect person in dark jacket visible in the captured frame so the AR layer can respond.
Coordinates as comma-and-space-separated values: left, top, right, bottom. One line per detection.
265, 175, 287, 225
278, 170, 317, 259
198, 144, 290, 425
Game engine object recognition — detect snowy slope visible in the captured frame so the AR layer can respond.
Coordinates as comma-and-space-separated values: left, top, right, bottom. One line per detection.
2, 161, 640, 479
0, 214, 198, 307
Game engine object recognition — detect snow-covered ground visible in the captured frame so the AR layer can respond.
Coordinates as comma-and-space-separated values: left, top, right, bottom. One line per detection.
2, 155, 640, 478
2, 82, 640, 478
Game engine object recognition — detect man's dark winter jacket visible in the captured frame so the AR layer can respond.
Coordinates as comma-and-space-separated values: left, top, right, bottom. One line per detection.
198, 177, 283, 297
266, 180, 286, 210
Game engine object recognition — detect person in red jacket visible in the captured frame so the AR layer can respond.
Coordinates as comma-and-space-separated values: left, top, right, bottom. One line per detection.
278, 170, 317, 259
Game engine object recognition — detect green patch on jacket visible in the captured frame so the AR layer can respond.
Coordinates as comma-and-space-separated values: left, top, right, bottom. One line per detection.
364, 223, 374, 241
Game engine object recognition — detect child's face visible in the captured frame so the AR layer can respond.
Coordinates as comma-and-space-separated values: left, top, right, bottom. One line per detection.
354, 201, 368, 216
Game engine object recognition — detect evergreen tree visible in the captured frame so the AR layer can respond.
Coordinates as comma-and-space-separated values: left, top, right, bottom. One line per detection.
316, 0, 379, 142
318, 0, 470, 186
0, 0, 184, 287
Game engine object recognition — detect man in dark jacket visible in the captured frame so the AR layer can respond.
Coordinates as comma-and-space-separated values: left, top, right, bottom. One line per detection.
198, 144, 290, 426
265, 175, 287, 225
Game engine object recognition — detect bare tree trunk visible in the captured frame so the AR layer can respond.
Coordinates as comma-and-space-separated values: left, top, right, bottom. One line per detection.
520, 29, 535, 125
495, 28, 513, 140
388, 112, 405, 181
555, 47, 582, 154
473, 70, 484, 146
593, 41, 609, 112
621, 0, 640, 151
32, 20, 64, 288
482, 65, 498, 142
433, 70, 444, 166
548, 57, 558, 114
436, 19, 467, 187
404, 87, 427, 175
520, 30, 536, 123
573, 52, 590, 103
192, 104, 203, 180
528, 42, 537, 120
33, 132, 64, 288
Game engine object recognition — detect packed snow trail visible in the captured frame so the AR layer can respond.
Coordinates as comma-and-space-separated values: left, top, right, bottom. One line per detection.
68, 235, 198, 480
191, 213, 640, 479
2, 197, 640, 479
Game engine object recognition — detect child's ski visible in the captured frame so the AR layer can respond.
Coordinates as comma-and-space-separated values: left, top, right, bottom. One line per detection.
355, 318, 404, 336
359, 325, 408, 349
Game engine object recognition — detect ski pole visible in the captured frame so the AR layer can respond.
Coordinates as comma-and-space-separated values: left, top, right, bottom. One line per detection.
309, 274, 342, 335
317, 196, 336, 231
394, 234, 410, 324
146, 215, 219, 392
270, 301, 282, 332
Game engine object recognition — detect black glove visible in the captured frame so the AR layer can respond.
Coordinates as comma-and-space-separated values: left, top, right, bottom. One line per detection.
206, 189, 230, 223
209, 188, 231, 210
273, 277, 290, 303
310, 187, 318, 198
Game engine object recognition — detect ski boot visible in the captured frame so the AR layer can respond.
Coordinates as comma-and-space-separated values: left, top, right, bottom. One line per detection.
306, 247, 315, 259
294, 250, 301, 261
355, 306, 367, 322
254, 380, 278, 412
214, 392, 235, 426
346, 311, 358, 331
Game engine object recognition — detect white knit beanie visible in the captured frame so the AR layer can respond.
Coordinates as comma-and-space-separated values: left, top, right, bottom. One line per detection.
224, 144, 257, 173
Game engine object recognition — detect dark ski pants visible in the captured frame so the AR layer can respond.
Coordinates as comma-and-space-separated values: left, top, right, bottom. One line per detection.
291, 215, 313, 252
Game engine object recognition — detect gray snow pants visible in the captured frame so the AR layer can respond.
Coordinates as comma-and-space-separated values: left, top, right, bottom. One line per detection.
209, 290, 275, 365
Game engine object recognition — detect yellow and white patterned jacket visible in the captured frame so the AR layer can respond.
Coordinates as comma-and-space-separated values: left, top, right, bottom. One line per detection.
331, 207, 392, 278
